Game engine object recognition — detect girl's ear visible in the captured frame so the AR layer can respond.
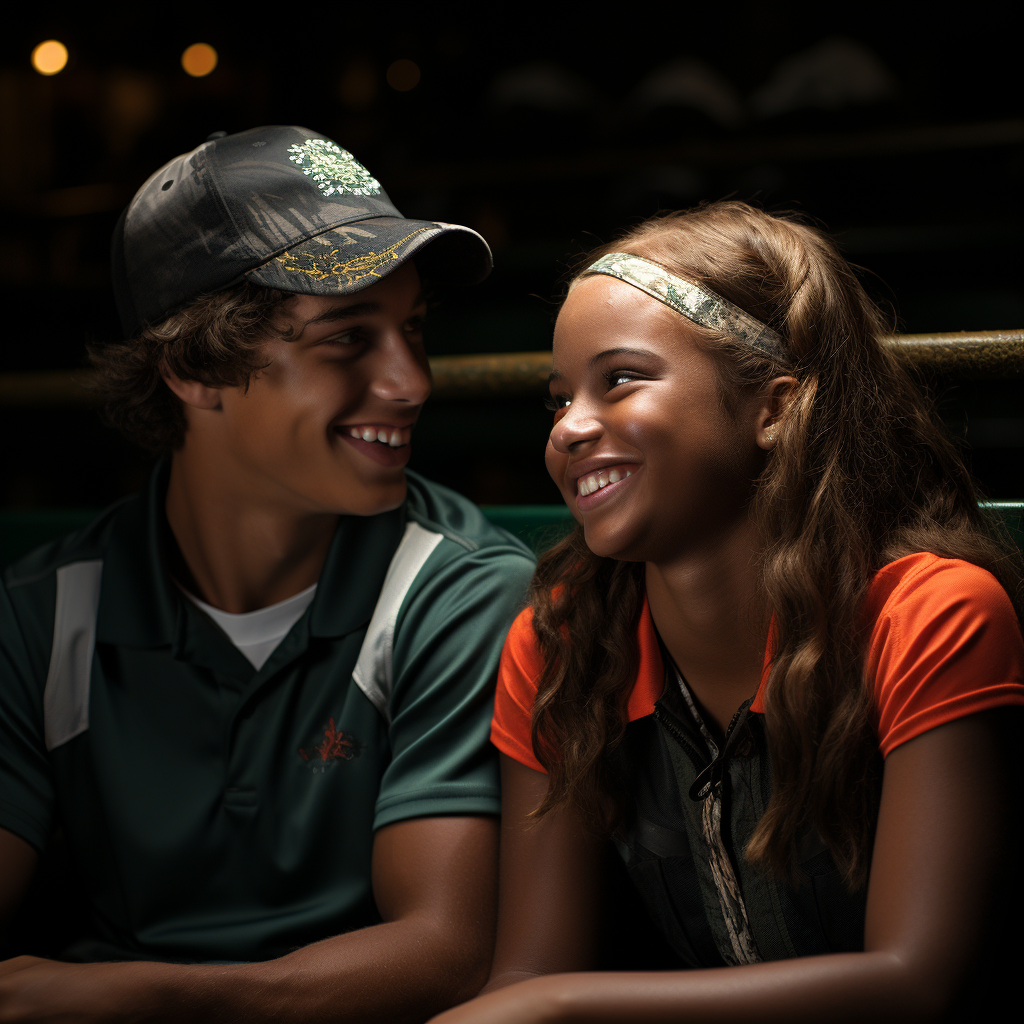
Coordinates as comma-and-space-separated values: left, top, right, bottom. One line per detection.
756, 376, 799, 450
160, 362, 223, 411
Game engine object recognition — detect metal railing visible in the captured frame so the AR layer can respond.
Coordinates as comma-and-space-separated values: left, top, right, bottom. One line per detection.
1, 330, 1022, 407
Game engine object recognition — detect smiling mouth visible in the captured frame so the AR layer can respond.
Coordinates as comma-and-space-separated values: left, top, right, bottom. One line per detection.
343, 426, 411, 449
577, 466, 633, 497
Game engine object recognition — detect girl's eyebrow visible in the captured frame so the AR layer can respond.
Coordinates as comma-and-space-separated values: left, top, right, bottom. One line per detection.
590, 346, 653, 366
549, 346, 656, 386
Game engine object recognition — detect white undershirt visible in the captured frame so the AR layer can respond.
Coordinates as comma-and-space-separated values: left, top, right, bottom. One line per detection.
180, 582, 318, 670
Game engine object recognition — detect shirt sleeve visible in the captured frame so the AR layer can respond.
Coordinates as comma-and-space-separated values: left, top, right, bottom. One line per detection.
490, 606, 548, 773
373, 544, 535, 829
0, 577, 55, 851
866, 556, 1024, 757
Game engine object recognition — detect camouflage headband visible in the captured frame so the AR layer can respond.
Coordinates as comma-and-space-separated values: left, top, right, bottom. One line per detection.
577, 252, 787, 360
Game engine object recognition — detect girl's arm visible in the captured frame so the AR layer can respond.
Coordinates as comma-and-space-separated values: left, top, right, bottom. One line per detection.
480, 754, 610, 993
434, 708, 1015, 1023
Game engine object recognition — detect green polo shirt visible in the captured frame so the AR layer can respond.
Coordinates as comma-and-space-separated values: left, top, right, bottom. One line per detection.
0, 464, 534, 963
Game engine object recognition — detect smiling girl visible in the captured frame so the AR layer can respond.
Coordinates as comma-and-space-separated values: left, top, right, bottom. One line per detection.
433, 201, 1024, 1022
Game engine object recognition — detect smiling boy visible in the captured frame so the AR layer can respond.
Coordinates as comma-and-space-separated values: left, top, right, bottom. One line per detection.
0, 126, 534, 1021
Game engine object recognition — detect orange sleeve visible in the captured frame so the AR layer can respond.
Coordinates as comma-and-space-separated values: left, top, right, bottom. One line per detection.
865, 554, 1024, 758
490, 606, 548, 773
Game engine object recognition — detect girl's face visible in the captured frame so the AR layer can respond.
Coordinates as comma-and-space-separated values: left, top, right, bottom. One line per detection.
546, 274, 768, 563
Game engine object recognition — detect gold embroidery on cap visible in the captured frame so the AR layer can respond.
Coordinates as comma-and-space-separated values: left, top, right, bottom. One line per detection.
275, 228, 429, 287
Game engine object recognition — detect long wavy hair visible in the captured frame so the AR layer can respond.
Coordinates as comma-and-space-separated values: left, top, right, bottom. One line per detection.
529, 201, 1021, 888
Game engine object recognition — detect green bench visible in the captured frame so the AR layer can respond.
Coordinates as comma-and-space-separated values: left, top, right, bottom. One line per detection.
0, 505, 574, 568
1, 503, 1020, 568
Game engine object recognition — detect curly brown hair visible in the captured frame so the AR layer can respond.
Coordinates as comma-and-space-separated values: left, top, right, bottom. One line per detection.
87, 280, 293, 453
529, 201, 1022, 889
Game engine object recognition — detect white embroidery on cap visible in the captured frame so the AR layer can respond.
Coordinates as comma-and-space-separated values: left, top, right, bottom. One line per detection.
287, 139, 382, 198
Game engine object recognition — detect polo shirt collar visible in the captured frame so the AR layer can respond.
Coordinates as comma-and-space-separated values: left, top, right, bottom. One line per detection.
629, 595, 774, 720
308, 503, 406, 639
96, 460, 410, 647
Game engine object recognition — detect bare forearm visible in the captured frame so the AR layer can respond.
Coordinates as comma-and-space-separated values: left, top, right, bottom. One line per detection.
483, 953, 953, 1024
216, 916, 488, 1023
0, 916, 488, 1024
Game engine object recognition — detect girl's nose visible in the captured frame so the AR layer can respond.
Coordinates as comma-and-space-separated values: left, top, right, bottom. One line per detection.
548, 399, 602, 454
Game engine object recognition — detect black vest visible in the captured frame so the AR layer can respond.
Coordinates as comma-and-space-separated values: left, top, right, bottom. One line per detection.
614, 673, 868, 967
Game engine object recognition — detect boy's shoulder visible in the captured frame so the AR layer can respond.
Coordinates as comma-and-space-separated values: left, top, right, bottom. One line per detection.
3, 493, 141, 595
402, 470, 535, 563
1, 492, 149, 691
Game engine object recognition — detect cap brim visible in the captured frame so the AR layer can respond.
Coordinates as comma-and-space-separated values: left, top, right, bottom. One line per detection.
245, 217, 492, 295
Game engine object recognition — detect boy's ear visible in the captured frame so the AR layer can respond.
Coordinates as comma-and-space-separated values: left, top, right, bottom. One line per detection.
755, 375, 799, 450
160, 363, 223, 411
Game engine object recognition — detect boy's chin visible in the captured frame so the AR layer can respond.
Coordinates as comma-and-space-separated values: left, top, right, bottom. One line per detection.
334, 477, 408, 518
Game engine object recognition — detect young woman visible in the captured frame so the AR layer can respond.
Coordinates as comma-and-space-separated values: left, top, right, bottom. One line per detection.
433, 202, 1024, 1023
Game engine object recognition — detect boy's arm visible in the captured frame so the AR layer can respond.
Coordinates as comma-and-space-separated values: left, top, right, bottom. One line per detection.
0, 812, 498, 1023
0, 829, 37, 933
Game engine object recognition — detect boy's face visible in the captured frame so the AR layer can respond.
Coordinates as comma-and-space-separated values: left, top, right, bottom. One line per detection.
206, 261, 431, 516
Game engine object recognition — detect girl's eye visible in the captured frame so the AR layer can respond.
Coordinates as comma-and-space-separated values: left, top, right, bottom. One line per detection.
544, 394, 571, 413
605, 370, 639, 389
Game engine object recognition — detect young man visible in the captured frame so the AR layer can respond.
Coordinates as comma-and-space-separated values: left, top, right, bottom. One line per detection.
0, 126, 534, 1021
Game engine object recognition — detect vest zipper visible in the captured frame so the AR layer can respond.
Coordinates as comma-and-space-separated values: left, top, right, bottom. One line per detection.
653, 702, 710, 778
655, 697, 755, 802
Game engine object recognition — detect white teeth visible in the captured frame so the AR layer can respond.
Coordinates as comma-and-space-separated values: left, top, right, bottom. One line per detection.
348, 426, 407, 446
578, 467, 633, 497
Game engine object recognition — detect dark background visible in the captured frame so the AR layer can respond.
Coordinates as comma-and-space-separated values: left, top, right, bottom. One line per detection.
1, 4, 1021, 510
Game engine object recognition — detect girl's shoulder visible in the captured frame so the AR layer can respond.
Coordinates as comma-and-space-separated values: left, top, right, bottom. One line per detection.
492, 596, 665, 769
864, 553, 1024, 756
497, 596, 664, 716
867, 551, 1014, 613
500, 605, 545, 681
492, 606, 547, 771
865, 552, 1021, 663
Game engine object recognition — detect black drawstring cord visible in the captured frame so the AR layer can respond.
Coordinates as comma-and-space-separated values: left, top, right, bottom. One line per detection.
688, 699, 754, 802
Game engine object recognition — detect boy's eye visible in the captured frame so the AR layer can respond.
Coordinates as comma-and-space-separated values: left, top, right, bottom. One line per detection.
325, 331, 361, 347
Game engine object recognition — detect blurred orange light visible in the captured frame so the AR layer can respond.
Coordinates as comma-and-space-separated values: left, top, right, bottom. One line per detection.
386, 59, 420, 92
182, 43, 218, 78
32, 40, 69, 76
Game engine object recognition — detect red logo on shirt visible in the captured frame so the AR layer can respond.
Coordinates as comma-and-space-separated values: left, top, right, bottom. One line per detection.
299, 718, 361, 772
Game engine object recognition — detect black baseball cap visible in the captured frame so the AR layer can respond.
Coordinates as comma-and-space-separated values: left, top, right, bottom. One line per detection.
112, 126, 492, 337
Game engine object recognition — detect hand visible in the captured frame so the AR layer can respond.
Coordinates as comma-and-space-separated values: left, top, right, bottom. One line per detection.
0, 956, 146, 1023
